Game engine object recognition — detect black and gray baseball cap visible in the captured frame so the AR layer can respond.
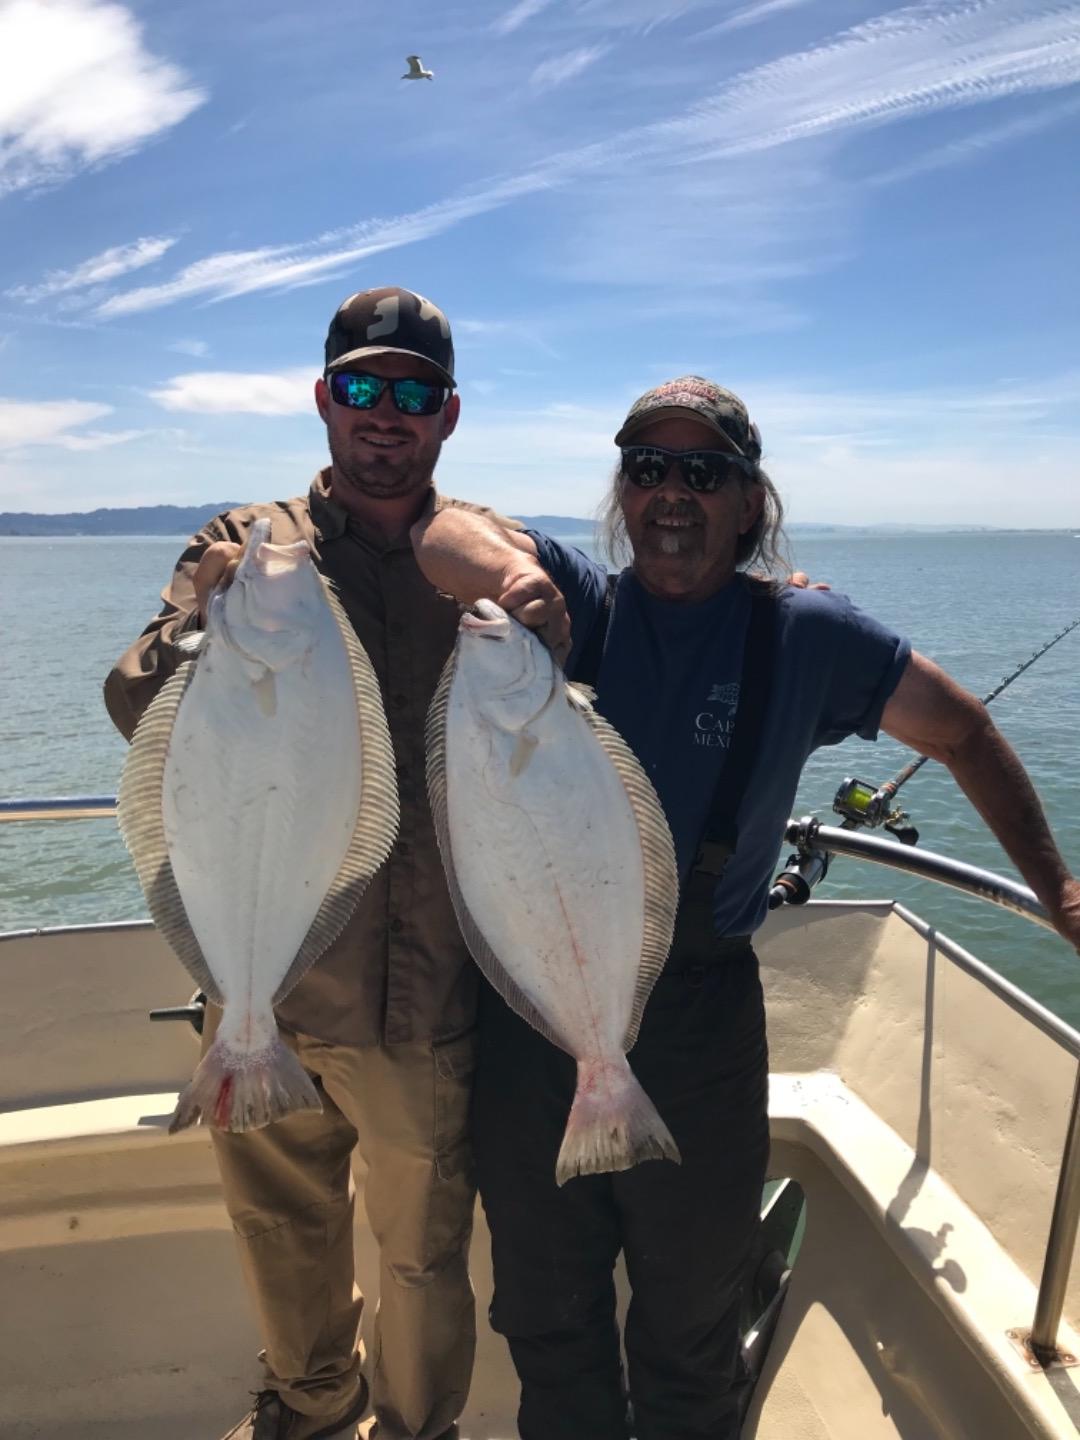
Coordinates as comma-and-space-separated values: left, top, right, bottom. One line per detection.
614, 375, 761, 459
324, 286, 456, 387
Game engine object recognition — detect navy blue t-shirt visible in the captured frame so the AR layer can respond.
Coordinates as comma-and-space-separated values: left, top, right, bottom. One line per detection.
527, 532, 912, 938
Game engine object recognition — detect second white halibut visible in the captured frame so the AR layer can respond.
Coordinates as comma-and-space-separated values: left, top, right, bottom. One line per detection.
427, 600, 680, 1185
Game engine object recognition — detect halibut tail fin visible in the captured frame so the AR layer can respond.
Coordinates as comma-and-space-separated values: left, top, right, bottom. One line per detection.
169, 1033, 322, 1134
555, 1053, 681, 1186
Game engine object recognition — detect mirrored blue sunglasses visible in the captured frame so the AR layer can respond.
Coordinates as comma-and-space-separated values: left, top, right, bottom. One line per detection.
328, 370, 447, 417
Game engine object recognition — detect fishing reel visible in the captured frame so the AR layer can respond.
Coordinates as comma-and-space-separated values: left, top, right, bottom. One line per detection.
768, 781, 920, 911
832, 776, 919, 846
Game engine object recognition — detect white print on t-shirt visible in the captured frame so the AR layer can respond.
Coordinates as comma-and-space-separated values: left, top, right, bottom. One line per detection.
694, 680, 740, 748
707, 682, 740, 706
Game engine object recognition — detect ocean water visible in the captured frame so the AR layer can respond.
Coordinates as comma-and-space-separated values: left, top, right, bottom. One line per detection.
1, 531, 1077, 1025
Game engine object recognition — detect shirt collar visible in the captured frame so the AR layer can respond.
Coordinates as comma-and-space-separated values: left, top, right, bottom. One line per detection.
312, 468, 452, 554
309, 468, 348, 543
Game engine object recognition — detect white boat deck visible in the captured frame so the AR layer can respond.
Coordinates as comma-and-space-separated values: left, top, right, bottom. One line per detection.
1, 902, 1078, 1438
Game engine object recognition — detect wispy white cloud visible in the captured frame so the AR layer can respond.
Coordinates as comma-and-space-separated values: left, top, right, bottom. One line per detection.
456, 319, 510, 336
700, 0, 814, 37
0, 0, 205, 197
868, 94, 1080, 186
438, 373, 1080, 522
564, 0, 712, 31
779, 445, 1079, 528
96, 173, 560, 317
90, 0, 1080, 321
6, 235, 177, 302
438, 399, 616, 515
0, 397, 142, 451
149, 368, 314, 416
746, 372, 1080, 449
493, 0, 555, 35
168, 338, 211, 358
669, 0, 1080, 158
55, 427, 145, 451
541, 146, 846, 296
531, 45, 609, 92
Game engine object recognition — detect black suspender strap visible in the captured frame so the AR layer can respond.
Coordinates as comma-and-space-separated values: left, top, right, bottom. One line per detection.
569, 571, 617, 689
691, 585, 778, 877
569, 571, 776, 879
665, 581, 779, 967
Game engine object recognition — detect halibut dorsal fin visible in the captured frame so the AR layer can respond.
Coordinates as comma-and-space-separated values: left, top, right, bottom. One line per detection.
575, 705, 678, 1051
117, 664, 223, 1005
566, 682, 596, 708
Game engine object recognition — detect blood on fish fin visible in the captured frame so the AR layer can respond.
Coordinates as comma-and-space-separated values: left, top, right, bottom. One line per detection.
555, 1053, 681, 1186
509, 730, 539, 776
566, 683, 596, 709
169, 1031, 322, 1133
116, 662, 223, 1006
575, 704, 678, 1050
426, 650, 574, 1057
272, 580, 400, 1003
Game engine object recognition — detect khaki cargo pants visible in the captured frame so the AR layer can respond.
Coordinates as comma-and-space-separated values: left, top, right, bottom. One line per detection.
203, 1008, 477, 1440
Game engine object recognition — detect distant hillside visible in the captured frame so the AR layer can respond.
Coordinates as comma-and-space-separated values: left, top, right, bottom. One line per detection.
0, 503, 598, 538
0, 504, 1064, 538
0, 503, 244, 536
512, 514, 596, 536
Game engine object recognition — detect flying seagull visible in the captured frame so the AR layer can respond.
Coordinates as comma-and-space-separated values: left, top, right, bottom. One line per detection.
402, 55, 434, 80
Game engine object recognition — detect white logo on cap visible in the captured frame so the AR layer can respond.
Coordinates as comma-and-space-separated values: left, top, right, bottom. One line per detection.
367, 296, 400, 339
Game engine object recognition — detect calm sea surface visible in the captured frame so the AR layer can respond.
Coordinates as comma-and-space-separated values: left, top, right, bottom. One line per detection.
1, 531, 1078, 1025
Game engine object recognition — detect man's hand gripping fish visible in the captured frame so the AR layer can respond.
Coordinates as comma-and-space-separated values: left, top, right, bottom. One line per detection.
118, 519, 398, 1133
427, 600, 681, 1184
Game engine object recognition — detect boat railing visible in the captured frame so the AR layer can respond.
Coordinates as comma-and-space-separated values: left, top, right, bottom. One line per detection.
3, 795, 1078, 1366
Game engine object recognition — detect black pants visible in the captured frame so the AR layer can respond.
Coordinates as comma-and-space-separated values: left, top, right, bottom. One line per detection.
473, 941, 769, 1440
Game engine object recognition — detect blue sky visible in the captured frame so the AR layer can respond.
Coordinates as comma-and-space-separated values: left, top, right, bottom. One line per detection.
1, 0, 1078, 525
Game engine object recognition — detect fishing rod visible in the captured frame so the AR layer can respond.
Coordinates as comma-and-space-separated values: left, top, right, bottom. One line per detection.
769, 613, 1080, 908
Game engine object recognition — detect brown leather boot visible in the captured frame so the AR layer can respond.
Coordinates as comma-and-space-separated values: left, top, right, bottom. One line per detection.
220, 1378, 369, 1440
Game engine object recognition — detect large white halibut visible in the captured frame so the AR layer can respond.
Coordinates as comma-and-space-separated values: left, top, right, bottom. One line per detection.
118, 520, 398, 1133
427, 600, 680, 1184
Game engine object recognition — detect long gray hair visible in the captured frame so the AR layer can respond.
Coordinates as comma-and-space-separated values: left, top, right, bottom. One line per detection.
596, 459, 790, 577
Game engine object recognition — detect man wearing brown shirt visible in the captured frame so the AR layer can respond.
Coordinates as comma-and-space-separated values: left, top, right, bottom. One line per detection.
104, 287, 568, 1440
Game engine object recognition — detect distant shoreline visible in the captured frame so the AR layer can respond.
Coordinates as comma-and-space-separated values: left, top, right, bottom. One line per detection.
0, 503, 1073, 539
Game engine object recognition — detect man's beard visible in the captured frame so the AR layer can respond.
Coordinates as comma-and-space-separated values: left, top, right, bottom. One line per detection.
328, 428, 439, 501
639, 499, 705, 558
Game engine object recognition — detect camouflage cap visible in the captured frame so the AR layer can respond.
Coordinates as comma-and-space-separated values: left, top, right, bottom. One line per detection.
324, 286, 456, 388
614, 375, 761, 459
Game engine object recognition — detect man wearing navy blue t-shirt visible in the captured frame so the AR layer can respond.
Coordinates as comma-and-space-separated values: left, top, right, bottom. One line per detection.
413, 377, 1080, 1440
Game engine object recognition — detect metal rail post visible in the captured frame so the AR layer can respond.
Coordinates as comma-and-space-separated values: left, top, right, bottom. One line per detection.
1031, 1062, 1080, 1362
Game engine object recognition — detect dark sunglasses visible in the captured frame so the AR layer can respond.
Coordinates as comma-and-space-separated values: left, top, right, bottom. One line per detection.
619, 445, 757, 493
328, 370, 448, 417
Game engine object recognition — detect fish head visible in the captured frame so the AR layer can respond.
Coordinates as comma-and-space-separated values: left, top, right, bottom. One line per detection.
211, 519, 325, 671
457, 600, 556, 733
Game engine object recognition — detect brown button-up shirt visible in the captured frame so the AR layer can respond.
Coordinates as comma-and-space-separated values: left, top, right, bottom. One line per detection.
104, 471, 520, 1047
